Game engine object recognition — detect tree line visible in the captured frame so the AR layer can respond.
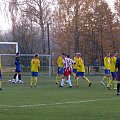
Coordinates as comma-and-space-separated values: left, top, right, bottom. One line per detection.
0, 0, 120, 65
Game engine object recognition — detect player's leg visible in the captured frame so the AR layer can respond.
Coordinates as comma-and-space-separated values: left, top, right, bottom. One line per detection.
0, 74, 2, 90
82, 73, 92, 87
75, 72, 80, 87
117, 81, 120, 95
31, 72, 35, 87
34, 72, 38, 87
60, 75, 65, 87
67, 75, 72, 87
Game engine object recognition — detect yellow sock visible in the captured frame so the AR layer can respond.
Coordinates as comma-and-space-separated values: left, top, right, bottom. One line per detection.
34, 77, 38, 86
107, 77, 110, 86
0, 81, 2, 88
114, 80, 117, 89
107, 79, 112, 87
72, 73, 76, 78
75, 78, 79, 86
84, 76, 90, 83
56, 74, 59, 84
31, 77, 34, 86
101, 76, 106, 82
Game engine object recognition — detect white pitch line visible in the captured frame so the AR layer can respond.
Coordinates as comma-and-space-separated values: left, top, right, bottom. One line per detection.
0, 97, 119, 108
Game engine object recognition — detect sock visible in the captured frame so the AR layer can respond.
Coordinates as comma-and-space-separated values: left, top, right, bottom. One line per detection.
61, 79, 65, 86
114, 80, 117, 89
31, 77, 34, 86
0, 81, 2, 88
67, 76, 72, 86
18, 74, 21, 80
14, 74, 17, 79
56, 74, 59, 83
117, 83, 120, 93
75, 78, 79, 86
101, 76, 106, 82
34, 77, 38, 86
107, 79, 112, 87
84, 76, 90, 83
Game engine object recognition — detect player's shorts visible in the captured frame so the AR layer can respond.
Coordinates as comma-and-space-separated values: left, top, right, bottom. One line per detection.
15, 67, 21, 72
0, 74, 2, 81
76, 72, 85, 77
64, 67, 71, 76
116, 70, 120, 81
111, 72, 116, 80
104, 69, 110, 75
58, 66, 64, 74
73, 69, 77, 74
32, 72, 38, 77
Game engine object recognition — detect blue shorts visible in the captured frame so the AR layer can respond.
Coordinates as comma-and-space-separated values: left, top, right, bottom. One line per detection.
104, 69, 110, 75
73, 69, 77, 74
32, 72, 38, 77
0, 74, 2, 81
15, 67, 21, 72
111, 72, 116, 80
76, 72, 85, 77
58, 67, 64, 74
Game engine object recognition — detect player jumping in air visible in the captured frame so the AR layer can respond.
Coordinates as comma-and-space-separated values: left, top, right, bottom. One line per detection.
30, 54, 40, 87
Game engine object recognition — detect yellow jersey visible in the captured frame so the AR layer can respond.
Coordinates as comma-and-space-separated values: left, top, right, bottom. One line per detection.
73, 57, 78, 69
104, 57, 110, 69
110, 56, 117, 72
77, 58, 85, 72
31, 58, 40, 72
57, 56, 64, 68
0, 63, 2, 73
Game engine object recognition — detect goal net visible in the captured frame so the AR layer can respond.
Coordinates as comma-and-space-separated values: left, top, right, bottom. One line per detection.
0, 54, 51, 78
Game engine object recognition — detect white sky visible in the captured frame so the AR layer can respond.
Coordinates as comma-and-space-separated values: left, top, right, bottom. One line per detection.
0, 0, 115, 31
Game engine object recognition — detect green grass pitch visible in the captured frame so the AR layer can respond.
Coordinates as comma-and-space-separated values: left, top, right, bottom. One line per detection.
0, 75, 120, 120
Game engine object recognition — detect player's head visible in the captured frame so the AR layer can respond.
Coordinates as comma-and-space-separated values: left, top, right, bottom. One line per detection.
16, 52, 20, 56
106, 52, 110, 57
35, 54, 39, 58
77, 52, 81, 58
61, 53, 66, 58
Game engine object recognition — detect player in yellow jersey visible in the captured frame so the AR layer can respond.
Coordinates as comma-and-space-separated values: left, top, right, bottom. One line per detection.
100, 53, 111, 88
55, 53, 64, 84
30, 54, 40, 87
75, 53, 92, 87
107, 53, 118, 90
0, 63, 3, 90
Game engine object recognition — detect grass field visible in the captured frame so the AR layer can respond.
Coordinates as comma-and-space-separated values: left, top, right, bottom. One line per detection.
0, 75, 120, 120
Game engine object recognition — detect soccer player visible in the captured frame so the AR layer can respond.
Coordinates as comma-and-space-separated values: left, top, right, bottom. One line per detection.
55, 53, 64, 84
75, 53, 92, 87
30, 54, 40, 87
115, 56, 120, 95
59, 54, 73, 87
100, 53, 111, 87
72, 53, 78, 76
0, 62, 3, 90
107, 53, 118, 90
12, 52, 23, 83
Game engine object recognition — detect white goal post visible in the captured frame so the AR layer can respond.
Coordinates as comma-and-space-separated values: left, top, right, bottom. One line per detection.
0, 42, 18, 53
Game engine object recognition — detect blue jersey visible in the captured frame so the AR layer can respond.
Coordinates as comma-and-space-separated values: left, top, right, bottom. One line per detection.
15, 57, 21, 72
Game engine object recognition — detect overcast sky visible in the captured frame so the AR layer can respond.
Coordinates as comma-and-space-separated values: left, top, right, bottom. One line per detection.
0, 0, 115, 31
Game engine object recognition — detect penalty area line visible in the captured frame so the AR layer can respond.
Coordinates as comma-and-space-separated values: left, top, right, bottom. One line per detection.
0, 97, 119, 108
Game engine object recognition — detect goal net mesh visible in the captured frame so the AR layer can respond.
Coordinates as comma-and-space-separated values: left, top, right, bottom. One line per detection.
0, 54, 51, 77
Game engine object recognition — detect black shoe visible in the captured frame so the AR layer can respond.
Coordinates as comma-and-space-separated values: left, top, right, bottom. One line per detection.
0, 88, 3, 91
107, 86, 111, 90
89, 83, 92, 87
69, 86, 72, 88
59, 85, 63, 87
117, 93, 120, 95
56, 82, 58, 85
